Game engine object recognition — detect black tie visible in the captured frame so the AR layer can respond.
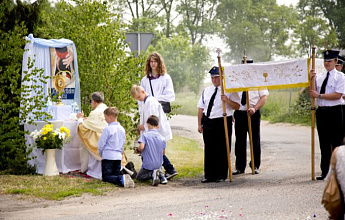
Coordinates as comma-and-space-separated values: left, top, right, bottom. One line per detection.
206, 87, 218, 117
320, 72, 329, 94
241, 91, 247, 106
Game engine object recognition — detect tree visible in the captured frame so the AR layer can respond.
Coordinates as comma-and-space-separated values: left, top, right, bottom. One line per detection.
37, 0, 145, 136
148, 35, 211, 94
217, 0, 298, 62
0, 0, 48, 174
176, 0, 220, 45
309, 0, 345, 49
294, 0, 337, 57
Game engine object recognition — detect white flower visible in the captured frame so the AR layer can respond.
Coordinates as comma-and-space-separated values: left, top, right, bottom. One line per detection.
30, 130, 41, 140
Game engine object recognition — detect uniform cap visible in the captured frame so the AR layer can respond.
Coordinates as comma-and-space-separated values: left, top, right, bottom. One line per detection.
209, 66, 219, 77
323, 49, 340, 61
241, 59, 254, 64
337, 59, 344, 65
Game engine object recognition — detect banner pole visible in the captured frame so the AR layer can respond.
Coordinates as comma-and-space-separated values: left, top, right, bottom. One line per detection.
311, 46, 316, 180
242, 54, 255, 175
217, 48, 233, 182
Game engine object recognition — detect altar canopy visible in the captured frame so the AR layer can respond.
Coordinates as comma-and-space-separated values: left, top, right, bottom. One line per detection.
21, 34, 81, 119
223, 58, 325, 92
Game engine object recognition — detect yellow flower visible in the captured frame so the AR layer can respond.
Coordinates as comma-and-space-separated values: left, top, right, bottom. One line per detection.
60, 126, 70, 137
43, 137, 47, 140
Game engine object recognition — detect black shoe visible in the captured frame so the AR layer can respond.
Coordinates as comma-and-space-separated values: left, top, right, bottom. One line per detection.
165, 171, 178, 180
121, 162, 138, 179
316, 175, 325, 180
232, 170, 244, 175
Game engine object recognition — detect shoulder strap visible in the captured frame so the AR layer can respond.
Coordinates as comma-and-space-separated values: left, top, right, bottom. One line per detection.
149, 78, 154, 97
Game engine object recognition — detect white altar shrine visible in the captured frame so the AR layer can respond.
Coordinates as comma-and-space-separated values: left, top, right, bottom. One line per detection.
22, 34, 82, 174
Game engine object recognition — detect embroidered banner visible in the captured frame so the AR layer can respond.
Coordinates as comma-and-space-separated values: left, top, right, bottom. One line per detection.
223, 58, 326, 92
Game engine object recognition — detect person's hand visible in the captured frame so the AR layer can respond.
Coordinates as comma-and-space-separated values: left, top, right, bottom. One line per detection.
76, 111, 84, 119
310, 69, 316, 79
137, 125, 145, 131
133, 147, 140, 154
309, 89, 319, 98
198, 125, 203, 133
247, 108, 256, 116
62, 48, 74, 69
221, 94, 228, 102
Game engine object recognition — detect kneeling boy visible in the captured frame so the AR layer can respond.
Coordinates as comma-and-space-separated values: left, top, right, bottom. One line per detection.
135, 115, 167, 186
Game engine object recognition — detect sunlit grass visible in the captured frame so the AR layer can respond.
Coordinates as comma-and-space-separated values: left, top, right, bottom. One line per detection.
126, 135, 203, 178
0, 175, 114, 200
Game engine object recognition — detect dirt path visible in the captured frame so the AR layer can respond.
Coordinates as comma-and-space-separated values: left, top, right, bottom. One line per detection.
0, 115, 329, 220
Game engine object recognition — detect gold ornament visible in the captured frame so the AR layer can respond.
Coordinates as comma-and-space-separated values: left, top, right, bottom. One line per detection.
54, 74, 66, 106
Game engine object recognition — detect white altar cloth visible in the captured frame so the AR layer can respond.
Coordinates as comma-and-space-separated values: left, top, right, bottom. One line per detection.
25, 120, 81, 174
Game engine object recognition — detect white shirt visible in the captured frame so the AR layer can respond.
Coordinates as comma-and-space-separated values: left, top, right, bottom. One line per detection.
140, 95, 172, 141
315, 68, 345, 107
197, 85, 241, 119
98, 122, 125, 160
238, 90, 269, 111
140, 73, 175, 102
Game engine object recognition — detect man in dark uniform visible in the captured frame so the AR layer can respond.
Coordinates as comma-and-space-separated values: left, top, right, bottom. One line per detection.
232, 59, 269, 175
309, 49, 345, 180
197, 66, 240, 183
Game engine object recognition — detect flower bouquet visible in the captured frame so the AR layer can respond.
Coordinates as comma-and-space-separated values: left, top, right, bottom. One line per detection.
30, 124, 70, 153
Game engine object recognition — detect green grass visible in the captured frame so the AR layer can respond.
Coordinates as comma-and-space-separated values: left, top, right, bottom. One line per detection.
173, 91, 200, 116
126, 135, 203, 177
0, 175, 113, 200
0, 136, 203, 200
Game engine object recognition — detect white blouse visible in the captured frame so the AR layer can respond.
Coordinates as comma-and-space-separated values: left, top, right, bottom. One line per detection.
140, 73, 175, 102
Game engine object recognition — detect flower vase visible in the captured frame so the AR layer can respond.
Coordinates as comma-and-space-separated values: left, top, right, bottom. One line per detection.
43, 149, 59, 176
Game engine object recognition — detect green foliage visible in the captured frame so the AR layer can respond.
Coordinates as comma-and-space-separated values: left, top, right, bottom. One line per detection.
148, 35, 211, 94
37, 0, 145, 140
298, 0, 345, 49
0, 0, 47, 174
176, 0, 220, 45
295, 0, 337, 56
217, 0, 298, 62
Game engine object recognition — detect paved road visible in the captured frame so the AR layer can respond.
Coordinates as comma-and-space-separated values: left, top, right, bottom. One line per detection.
1, 115, 329, 220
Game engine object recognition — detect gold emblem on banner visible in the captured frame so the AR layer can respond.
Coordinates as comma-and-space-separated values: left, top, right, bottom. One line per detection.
263, 72, 268, 82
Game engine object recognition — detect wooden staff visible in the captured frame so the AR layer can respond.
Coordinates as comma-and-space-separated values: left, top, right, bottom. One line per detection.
216, 48, 232, 182
311, 46, 316, 180
243, 55, 255, 175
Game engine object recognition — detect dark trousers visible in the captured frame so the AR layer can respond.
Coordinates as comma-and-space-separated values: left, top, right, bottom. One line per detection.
101, 159, 123, 186
316, 105, 343, 177
202, 115, 232, 181
163, 154, 176, 174
234, 110, 261, 171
